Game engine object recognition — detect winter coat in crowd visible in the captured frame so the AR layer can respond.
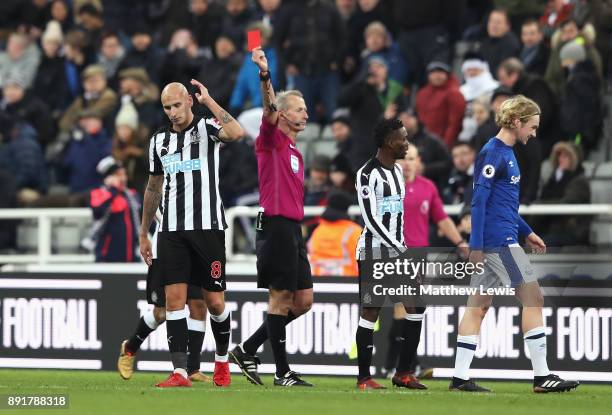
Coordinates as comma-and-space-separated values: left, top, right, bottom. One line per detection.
559, 59, 603, 154
0, 121, 48, 193
532, 141, 591, 246
416, 74, 466, 147
230, 46, 279, 114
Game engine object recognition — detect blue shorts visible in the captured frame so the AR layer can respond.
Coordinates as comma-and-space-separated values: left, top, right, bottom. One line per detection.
470, 244, 538, 289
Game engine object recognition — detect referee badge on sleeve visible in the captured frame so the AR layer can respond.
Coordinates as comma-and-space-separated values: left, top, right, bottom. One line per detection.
290, 154, 299, 173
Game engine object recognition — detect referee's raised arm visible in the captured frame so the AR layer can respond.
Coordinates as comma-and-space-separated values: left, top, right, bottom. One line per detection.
252, 47, 278, 124
190, 78, 244, 142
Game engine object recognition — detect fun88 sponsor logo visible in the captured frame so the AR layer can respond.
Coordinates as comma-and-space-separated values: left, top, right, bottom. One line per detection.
380, 195, 402, 215
162, 153, 202, 174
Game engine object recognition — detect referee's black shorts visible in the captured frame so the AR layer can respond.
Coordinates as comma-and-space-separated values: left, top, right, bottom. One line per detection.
157, 230, 226, 292
146, 259, 205, 307
256, 215, 313, 292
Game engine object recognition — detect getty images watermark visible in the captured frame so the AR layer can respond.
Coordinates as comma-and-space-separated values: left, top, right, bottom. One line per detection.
359, 248, 523, 307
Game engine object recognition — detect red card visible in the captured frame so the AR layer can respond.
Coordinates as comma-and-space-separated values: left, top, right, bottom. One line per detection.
247, 30, 261, 52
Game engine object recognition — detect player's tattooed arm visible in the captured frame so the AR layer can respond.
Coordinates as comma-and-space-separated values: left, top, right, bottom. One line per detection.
140, 175, 163, 237
219, 110, 232, 124
139, 175, 163, 265
190, 79, 244, 142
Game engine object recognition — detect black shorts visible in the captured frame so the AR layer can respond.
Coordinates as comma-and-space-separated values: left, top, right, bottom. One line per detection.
157, 230, 226, 292
256, 215, 313, 292
146, 259, 205, 307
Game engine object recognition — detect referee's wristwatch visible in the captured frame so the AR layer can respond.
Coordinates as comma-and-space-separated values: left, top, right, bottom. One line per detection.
259, 70, 270, 81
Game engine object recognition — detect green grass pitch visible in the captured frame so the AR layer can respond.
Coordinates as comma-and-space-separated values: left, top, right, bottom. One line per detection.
1, 370, 610, 415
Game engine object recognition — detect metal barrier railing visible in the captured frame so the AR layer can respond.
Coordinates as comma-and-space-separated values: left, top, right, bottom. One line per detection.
0, 204, 611, 264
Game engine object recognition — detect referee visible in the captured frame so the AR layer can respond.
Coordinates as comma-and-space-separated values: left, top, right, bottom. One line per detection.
139, 80, 244, 388
229, 47, 313, 387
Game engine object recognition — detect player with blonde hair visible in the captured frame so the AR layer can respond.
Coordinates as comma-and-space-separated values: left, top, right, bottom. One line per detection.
449, 95, 580, 393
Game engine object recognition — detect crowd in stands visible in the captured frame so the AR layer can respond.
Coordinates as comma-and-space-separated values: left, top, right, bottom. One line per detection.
0, 0, 608, 256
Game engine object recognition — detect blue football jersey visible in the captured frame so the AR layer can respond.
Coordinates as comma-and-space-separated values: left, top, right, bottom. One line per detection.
470, 137, 532, 249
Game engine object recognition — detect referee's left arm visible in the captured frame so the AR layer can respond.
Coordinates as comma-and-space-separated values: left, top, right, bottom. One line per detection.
190, 78, 244, 142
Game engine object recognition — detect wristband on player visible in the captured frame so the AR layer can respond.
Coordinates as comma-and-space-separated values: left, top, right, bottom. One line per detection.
455, 239, 466, 247
259, 71, 270, 81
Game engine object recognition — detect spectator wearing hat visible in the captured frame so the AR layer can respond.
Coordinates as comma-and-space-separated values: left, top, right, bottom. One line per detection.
338, 55, 404, 171
59, 63, 118, 133
0, 112, 48, 199
0, 74, 55, 147
558, 40, 602, 155
117, 67, 161, 137
112, 96, 147, 195
477, 9, 521, 76
61, 108, 112, 193
398, 109, 451, 192
0, 32, 41, 89
459, 52, 499, 104
415, 61, 465, 148
329, 153, 355, 195
86, 156, 141, 263
307, 190, 362, 277
544, 18, 603, 98
532, 141, 591, 247
230, 22, 278, 115
33, 20, 71, 115
305, 154, 332, 207
117, 24, 164, 85
197, 33, 242, 111
458, 52, 499, 142
358, 21, 408, 85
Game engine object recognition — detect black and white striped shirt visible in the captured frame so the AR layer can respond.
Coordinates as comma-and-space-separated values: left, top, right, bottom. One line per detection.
356, 158, 406, 260
149, 116, 227, 232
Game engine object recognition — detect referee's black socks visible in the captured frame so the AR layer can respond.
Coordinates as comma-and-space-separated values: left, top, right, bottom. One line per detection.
242, 312, 296, 356
166, 309, 189, 374
396, 313, 424, 373
210, 308, 231, 361
267, 314, 291, 377
187, 318, 206, 373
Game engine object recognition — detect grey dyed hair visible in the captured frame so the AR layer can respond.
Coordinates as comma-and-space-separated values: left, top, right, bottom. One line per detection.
276, 90, 304, 111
